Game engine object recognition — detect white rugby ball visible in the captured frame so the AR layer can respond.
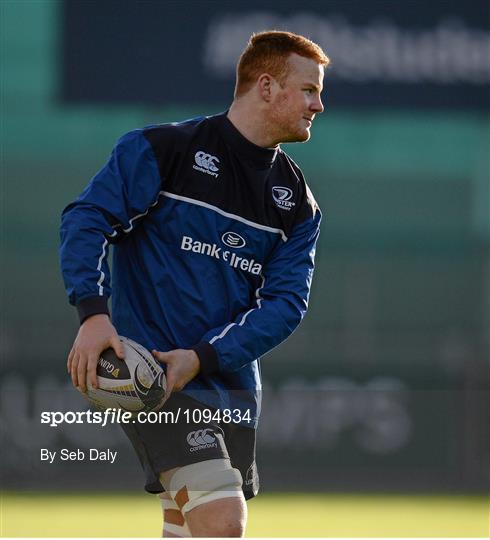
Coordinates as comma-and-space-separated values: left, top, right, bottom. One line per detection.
86, 336, 167, 413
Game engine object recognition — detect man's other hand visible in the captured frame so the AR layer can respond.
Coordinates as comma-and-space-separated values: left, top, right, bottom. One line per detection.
151, 349, 200, 395
67, 314, 124, 392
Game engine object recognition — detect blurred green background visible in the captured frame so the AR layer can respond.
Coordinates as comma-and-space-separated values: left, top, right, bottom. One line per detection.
1, 492, 489, 537
1, 0, 489, 536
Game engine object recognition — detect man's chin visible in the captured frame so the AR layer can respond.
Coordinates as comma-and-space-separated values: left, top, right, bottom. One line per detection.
295, 129, 310, 142
282, 129, 310, 144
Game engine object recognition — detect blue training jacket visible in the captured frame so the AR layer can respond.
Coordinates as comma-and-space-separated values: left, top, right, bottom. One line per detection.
60, 112, 321, 427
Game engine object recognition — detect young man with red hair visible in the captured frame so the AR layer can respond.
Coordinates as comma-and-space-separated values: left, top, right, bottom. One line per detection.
60, 31, 329, 537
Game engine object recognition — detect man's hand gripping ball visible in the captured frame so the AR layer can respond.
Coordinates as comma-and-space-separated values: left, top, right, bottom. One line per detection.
67, 314, 124, 392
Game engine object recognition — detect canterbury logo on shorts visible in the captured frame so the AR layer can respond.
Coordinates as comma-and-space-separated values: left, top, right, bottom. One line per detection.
186, 429, 218, 452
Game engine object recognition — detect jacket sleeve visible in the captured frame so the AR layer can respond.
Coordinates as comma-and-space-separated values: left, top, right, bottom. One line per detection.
193, 207, 322, 374
59, 129, 163, 323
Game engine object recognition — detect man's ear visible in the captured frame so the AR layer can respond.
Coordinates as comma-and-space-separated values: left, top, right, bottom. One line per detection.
257, 73, 275, 102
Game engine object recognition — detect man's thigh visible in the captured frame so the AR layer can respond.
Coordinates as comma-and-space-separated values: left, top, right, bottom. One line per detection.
121, 392, 229, 492
120, 392, 259, 500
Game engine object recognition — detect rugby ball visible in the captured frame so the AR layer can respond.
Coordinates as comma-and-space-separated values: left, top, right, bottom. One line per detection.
86, 336, 167, 414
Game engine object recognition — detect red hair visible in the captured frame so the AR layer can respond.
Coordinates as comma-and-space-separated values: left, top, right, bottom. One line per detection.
235, 30, 330, 97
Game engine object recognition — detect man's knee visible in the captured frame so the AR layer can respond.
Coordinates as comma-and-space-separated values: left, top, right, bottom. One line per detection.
187, 496, 246, 537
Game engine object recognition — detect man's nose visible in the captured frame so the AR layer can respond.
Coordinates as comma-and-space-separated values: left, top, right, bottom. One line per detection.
311, 96, 324, 113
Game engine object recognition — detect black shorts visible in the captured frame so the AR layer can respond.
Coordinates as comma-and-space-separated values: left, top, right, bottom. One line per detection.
121, 392, 259, 500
